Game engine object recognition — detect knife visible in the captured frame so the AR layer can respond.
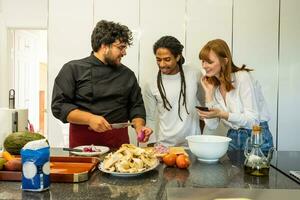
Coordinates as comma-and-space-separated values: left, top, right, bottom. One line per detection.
110, 122, 134, 129
63, 148, 83, 152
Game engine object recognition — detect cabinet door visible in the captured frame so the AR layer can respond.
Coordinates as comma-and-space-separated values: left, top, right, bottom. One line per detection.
186, 0, 232, 71
139, 0, 186, 89
233, 0, 279, 147
278, 0, 300, 150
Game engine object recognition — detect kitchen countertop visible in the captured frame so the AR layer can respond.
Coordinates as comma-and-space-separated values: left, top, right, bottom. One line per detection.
0, 149, 299, 200
271, 151, 300, 183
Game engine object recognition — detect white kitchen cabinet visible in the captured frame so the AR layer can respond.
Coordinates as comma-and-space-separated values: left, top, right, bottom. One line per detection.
233, 0, 279, 148
278, 0, 300, 150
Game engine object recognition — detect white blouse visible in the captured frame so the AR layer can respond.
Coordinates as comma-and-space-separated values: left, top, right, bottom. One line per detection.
205, 71, 271, 130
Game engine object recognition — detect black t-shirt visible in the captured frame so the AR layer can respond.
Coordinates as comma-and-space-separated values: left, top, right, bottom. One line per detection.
51, 54, 146, 123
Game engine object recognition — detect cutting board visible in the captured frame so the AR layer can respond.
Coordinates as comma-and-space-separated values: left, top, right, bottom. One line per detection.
0, 156, 99, 182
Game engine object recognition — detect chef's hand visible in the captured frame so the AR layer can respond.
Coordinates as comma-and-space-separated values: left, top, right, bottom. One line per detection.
137, 126, 153, 143
197, 108, 228, 120
88, 115, 112, 133
132, 118, 153, 142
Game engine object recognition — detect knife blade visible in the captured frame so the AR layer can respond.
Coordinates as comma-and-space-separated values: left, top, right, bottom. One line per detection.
110, 122, 134, 129
63, 148, 83, 152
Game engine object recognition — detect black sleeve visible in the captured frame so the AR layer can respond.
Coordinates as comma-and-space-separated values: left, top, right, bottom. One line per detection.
51, 63, 78, 123
128, 75, 146, 121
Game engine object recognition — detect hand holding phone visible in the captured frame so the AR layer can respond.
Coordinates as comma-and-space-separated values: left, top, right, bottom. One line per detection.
195, 106, 209, 111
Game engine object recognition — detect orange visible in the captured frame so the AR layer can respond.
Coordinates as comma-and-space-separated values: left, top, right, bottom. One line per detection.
176, 154, 190, 169
163, 153, 177, 167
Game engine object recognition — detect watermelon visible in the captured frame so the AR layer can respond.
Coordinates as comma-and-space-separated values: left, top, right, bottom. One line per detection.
3, 132, 46, 155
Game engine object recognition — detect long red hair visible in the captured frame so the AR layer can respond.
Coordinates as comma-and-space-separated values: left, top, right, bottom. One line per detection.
199, 39, 252, 92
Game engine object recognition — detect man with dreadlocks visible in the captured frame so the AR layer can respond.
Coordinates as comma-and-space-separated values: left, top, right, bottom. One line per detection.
51, 20, 152, 148
144, 36, 202, 147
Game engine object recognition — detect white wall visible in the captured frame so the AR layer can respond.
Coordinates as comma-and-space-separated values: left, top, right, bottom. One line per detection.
0, 0, 300, 150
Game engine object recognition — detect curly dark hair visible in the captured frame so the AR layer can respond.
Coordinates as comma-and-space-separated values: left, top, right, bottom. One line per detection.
91, 20, 133, 52
153, 36, 188, 121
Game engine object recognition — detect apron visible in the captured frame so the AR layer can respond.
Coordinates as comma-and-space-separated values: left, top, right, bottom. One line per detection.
69, 123, 129, 148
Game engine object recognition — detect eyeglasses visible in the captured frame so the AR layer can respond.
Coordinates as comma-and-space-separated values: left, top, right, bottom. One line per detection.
111, 44, 127, 52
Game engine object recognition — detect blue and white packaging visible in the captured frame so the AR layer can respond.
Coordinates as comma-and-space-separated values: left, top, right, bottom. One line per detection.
21, 139, 50, 191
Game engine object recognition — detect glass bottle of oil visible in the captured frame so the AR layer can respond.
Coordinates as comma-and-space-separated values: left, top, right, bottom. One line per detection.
244, 125, 274, 176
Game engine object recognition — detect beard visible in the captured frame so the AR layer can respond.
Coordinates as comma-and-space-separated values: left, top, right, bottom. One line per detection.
104, 51, 121, 67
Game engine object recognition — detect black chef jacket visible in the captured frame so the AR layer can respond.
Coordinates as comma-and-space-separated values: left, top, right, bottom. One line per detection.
51, 54, 146, 124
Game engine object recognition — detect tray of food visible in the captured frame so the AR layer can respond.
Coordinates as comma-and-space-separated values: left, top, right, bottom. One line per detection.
0, 152, 99, 182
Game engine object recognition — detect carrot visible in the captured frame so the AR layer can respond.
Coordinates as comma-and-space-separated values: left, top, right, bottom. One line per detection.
2, 151, 14, 161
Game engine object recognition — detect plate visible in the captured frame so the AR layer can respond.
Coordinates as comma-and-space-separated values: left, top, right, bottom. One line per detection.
70, 145, 110, 157
98, 160, 160, 177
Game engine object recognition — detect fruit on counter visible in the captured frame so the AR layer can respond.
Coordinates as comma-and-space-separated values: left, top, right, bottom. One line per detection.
3, 131, 46, 155
4, 158, 22, 171
162, 153, 190, 169
163, 153, 177, 167
1, 151, 21, 171
0, 158, 7, 170
176, 154, 190, 169
2, 151, 14, 161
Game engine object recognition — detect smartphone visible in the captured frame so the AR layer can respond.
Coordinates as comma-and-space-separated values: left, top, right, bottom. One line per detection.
195, 106, 209, 111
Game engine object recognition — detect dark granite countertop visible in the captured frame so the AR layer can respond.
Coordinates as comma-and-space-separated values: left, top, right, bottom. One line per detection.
270, 151, 300, 183
0, 149, 299, 200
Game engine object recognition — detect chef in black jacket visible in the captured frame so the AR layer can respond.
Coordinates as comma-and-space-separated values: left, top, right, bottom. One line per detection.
51, 20, 152, 148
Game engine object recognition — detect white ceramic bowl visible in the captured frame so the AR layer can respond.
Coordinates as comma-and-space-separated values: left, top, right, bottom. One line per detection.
186, 135, 232, 163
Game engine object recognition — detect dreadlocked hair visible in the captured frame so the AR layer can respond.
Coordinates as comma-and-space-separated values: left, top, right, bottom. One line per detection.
153, 36, 189, 121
